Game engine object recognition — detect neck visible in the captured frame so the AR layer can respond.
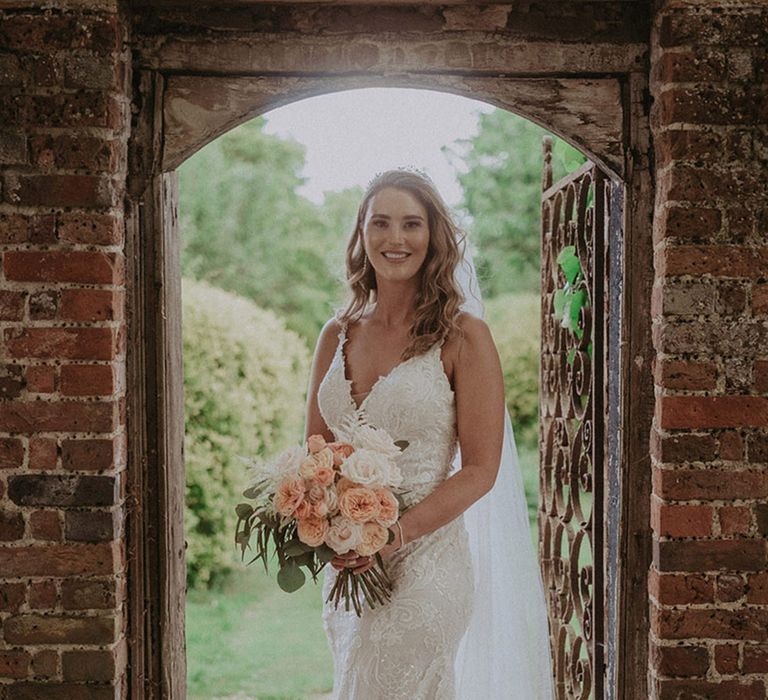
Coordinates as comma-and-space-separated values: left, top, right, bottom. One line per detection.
369, 276, 420, 328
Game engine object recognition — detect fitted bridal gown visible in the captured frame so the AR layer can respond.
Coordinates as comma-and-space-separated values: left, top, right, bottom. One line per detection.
317, 320, 474, 699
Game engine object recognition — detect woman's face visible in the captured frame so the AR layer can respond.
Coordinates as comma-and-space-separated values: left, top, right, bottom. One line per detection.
361, 187, 430, 285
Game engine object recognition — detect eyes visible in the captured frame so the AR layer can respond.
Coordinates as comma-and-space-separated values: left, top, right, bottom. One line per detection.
370, 219, 423, 230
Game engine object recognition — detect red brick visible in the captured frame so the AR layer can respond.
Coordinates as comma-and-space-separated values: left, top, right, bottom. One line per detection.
650, 429, 718, 463
60, 579, 117, 610
4, 327, 117, 361
654, 678, 765, 700
654, 358, 717, 390
717, 573, 747, 603
28, 437, 57, 470
718, 506, 753, 536
0, 509, 25, 541
8, 474, 117, 507
60, 289, 124, 322
658, 205, 722, 242
714, 644, 739, 674
63, 648, 117, 682
0, 650, 30, 679
28, 214, 57, 244
25, 364, 56, 393
0, 437, 25, 469
5, 173, 119, 208
31, 649, 58, 679
57, 213, 123, 245
61, 438, 118, 471
654, 538, 767, 572
658, 396, 768, 429
4, 613, 117, 645
743, 645, 768, 673
747, 572, 768, 604
0, 582, 26, 613
649, 568, 714, 605
754, 284, 768, 316
28, 510, 62, 541
654, 87, 766, 127
652, 604, 768, 642
652, 48, 728, 83
60, 364, 116, 397
65, 510, 116, 542
653, 469, 768, 501
0, 400, 119, 433
657, 244, 768, 278
28, 580, 57, 610
718, 430, 743, 461
0, 542, 117, 577
747, 432, 768, 462
0, 212, 29, 243
19, 92, 122, 130
650, 643, 709, 677
651, 497, 713, 538
5, 683, 117, 700
0, 289, 26, 321
29, 135, 121, 172
28, 290, 59, 321
0, 14, 120, 53
4, 250, 124, 285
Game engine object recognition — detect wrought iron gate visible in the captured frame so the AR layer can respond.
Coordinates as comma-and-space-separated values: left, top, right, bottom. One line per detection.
539, 136, 616, 699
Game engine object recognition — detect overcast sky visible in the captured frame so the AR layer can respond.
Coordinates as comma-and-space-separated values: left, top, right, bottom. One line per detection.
263, 88, 495, 207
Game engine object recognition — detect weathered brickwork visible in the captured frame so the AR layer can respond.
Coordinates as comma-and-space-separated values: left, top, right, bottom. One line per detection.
649, 1, 768, 697
0, 1, 130, 696
0, 0, 765, 696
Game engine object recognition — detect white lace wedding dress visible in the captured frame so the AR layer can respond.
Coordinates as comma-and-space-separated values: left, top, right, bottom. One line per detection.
317, 320, 474, 699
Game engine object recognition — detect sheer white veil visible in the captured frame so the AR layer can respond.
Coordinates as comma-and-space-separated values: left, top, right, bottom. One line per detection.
451, 233, 555, 699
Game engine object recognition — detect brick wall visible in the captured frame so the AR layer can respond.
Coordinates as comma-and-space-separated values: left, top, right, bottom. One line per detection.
0, 2, 130, 696
649, 1, 768, 697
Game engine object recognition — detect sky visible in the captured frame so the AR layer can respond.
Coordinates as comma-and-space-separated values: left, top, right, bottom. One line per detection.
262, 88, 495, 207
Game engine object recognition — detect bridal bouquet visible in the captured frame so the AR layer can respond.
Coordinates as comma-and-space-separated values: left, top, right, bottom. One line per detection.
234, 419, 410, 617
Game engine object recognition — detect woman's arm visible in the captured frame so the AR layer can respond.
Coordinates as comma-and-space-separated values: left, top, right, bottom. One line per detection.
303, 318, 342, 444
396, 313, 505, 545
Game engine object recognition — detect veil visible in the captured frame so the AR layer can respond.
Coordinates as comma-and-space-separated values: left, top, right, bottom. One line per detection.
451, 233, 555, 699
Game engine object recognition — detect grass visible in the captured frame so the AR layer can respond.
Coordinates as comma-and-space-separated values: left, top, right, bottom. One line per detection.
186, 442, 541, 699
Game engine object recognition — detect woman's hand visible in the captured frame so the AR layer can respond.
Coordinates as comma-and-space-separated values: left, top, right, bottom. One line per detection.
330, 525, 403, 574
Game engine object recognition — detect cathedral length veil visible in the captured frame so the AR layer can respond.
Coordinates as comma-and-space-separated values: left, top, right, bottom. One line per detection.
451, 234, 555, 699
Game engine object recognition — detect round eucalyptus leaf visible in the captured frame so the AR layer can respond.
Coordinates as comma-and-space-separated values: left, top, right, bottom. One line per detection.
277, 560, 306, 593
316, 545, 336, 564
235, 503, 254, 519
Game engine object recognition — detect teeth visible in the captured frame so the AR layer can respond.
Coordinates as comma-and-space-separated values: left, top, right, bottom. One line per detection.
383, 252, 409, 259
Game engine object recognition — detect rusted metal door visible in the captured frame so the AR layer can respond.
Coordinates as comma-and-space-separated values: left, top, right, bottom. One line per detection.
539, 135, 623, 700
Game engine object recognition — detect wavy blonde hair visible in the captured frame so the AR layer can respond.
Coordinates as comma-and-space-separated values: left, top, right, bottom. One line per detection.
334, 169, 467, 361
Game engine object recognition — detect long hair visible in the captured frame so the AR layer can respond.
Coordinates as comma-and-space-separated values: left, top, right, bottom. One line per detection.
334, 169, 467, 361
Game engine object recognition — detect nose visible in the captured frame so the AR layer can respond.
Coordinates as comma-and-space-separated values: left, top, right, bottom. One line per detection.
388, 224, 407, 245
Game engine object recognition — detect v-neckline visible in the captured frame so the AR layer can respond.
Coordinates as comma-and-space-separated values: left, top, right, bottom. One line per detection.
338, 323, 438, 414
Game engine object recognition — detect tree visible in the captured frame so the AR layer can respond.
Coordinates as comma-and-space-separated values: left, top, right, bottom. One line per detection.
447, 110, 587, 298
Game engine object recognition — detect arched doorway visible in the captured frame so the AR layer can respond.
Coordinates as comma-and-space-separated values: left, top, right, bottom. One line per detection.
125, 7, 653, 697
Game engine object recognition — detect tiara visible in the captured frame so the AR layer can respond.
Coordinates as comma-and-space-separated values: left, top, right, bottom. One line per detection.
365, 165, 436, 191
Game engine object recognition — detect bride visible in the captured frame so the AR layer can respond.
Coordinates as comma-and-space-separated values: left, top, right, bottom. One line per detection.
304, 169, 554, 699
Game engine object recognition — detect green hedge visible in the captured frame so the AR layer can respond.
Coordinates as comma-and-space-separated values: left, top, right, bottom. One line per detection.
182, 278, 310, 590
485, 292, 541, 450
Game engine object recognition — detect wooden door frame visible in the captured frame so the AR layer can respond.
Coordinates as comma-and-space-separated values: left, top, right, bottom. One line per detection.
125, 53, 654, 700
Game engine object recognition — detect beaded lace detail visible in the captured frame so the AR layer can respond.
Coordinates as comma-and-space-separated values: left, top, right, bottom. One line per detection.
317, 321, 474, 699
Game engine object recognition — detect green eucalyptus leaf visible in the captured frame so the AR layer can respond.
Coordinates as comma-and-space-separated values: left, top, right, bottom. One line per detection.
316, 544, 336, 564
284, 539, 306, 557
235, 503, 254, 519
277, 560, 306, 593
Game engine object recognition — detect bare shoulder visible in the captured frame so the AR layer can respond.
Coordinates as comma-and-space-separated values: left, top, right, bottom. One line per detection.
315, 316, 344, 356
442, 311, 496, 381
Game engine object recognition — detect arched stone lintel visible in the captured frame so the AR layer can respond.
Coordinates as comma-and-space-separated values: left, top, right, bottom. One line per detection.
163, 74, 625, 178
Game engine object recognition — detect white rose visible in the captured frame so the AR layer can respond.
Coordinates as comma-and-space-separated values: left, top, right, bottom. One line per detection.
271, 444, 306, 479
324, 516, 363, 555
324, 487, 339, 515
340, 449, 392, 488
351, 424, 402, 459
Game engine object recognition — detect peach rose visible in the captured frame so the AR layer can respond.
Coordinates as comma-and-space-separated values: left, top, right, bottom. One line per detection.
297, 515, 329, 547
307, 434, 327, 454
336, 476, 355, 496
356, 522, 390, 556
338, 486, 381, 524
314, 465, 335, 487
324, 516, 363, 554
311, 447, 334, 471
294, 499, 313, 519
307, 483, 326, 504
327, 441, 354, 467
299, 457, 318, 480
372, 487, 399, 527
273, 475, 306, 517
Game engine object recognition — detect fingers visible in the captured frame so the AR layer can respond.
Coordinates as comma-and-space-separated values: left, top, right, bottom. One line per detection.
330, 552, 372, 572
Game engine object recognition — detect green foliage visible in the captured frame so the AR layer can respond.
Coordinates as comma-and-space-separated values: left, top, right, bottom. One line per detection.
552, 245, 593, 365
447, 109, 587, 299
182, 277, 310, 590
484, 292, 541, 449
178, 116, 358, 347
